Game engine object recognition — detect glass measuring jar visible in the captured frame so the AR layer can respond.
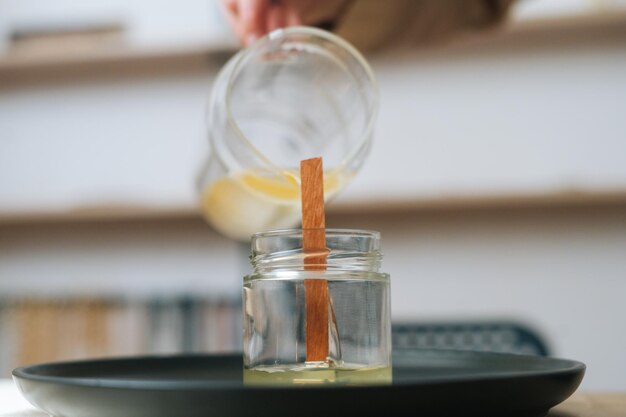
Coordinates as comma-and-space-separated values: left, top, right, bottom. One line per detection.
198, 27, 378, 240
243, 229, 391, 386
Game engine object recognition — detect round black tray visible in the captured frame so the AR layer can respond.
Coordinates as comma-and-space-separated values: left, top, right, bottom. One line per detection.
13, 350, 585, 417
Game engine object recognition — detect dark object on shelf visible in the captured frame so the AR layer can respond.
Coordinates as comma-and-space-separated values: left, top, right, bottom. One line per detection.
393, 321, 549, 356
13, 350, 584, 417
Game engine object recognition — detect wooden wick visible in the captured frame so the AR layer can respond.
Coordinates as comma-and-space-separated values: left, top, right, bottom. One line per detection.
300, 157, 329, 363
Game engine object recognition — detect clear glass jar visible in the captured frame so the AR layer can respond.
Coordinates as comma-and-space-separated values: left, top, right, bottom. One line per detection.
243, 229, 391, 386
198, 27, 378, 240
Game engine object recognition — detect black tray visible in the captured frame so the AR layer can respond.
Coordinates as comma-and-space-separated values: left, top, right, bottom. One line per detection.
13, 350, 585, 417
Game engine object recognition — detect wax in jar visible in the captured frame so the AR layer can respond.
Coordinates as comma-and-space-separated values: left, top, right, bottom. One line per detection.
200, 169, 352, 241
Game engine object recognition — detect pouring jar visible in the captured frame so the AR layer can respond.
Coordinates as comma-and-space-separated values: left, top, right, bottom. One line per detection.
243, 229, 391, 385
198, 27, 378, 240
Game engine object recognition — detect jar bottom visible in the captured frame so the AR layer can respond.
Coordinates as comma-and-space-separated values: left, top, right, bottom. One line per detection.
243, 363, 392, 386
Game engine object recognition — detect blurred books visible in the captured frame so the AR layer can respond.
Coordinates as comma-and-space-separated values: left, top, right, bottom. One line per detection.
0, 296, 242, 377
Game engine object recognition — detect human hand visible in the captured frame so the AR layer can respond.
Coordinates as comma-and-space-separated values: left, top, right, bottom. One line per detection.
220, 0, 350, 46
220, 0, 302, 46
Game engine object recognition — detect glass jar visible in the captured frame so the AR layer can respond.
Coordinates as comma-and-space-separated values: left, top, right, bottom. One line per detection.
243, 229, 391, 386
198, 27, 378, 240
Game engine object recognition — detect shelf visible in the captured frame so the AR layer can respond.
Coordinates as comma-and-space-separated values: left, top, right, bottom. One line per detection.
1, 189, 625, 226
2, 9, 626, 85
0, 42, 233, 87
508, 8, 626, 33
331, 189, 626, 214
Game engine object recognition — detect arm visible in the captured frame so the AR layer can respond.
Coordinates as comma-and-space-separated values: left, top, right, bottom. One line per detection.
336, 0, 515, 51
221, 0, 515, 50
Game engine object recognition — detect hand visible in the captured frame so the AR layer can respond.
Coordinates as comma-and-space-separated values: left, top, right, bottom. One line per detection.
220, 0, 302, 46
220, 0, 350, 46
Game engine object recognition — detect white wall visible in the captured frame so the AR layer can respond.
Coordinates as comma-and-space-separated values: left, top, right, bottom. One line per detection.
351, 29, 626, 203
0, 220, 242, 297
0, 71, 215, 214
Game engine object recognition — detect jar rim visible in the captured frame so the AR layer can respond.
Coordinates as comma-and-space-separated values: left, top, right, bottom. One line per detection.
250, 228, 383, 273
223, 26, 379, 174
244, 269, 389, 283
252, 228, 380, 240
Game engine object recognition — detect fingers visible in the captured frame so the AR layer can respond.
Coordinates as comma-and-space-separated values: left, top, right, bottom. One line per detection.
285, 3, 302, 26
239, 0, 268, 44
220, 0, 304, 46
267, 1, 302, 32
221, 0, 238, 14
266, 3, 287, 32
220, 0, 247, 44
219, 0, 268, 45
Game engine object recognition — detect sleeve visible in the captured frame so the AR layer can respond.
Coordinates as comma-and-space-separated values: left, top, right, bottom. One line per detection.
333, 0, 515, 52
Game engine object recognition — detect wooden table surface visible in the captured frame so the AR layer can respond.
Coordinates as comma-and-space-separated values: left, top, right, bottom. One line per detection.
0, 379, 624, 416
548, 392, 626, 417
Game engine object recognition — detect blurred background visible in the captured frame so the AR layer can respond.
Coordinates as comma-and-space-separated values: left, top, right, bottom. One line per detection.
1, 0, 625, 391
